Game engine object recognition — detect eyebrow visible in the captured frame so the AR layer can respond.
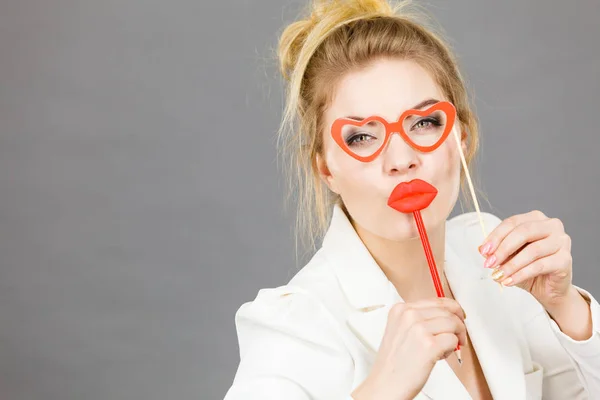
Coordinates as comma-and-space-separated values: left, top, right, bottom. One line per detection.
344, 98, 441, 121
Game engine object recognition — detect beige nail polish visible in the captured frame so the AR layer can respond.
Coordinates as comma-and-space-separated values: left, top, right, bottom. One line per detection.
491, 268, 505, 281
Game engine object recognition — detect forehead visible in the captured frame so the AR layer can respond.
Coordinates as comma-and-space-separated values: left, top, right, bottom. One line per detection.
327, 58, 445, 122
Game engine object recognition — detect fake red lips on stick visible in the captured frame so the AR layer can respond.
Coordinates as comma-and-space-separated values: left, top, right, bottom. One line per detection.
387, 179, 462, 363
387, 179, 437, 213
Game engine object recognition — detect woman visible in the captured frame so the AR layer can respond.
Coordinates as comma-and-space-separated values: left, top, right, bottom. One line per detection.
224, 1, 600, 399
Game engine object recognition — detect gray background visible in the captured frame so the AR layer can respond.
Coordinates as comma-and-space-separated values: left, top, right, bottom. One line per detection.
0, 0, 598, 399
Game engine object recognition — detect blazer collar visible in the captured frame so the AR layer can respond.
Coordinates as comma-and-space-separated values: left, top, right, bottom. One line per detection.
321, 202, 391, 310
321, 203, 528, 400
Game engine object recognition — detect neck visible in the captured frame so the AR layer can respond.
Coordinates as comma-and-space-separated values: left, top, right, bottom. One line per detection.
352, 214, 448, 302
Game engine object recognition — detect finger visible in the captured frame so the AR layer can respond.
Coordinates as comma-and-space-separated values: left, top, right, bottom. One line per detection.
503, 250, 571, 287
390, 302, 466, 334
501, 243, 525, 265
400, 307, 465, 325
486, 218, 555, 269
479, 210, 547, 257
404, 297, 466, 320
493, 236, 562, 282
432, 333, 461, 361
420, 315, 467, 347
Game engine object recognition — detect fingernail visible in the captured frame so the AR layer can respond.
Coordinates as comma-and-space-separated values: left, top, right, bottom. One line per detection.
501, 277, 513, 286
479, 242, 492, 255
491, 267, 505, 281
483, 254, 497, 269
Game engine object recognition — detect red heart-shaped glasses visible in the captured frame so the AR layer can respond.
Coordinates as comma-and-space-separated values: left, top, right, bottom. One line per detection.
331, 101, 457, 162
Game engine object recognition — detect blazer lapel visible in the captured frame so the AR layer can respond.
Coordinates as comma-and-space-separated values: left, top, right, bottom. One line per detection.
444, 240, 528, 400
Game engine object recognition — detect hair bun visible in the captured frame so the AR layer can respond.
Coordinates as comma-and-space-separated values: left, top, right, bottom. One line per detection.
278, 0, 397, 81
310, 0, 394, 20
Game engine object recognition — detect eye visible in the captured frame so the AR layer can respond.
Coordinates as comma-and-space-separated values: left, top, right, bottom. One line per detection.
346, 133, 375, 146
412, 117, 442, 131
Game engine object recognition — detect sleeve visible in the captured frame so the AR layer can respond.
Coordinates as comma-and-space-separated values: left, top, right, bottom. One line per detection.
223, 285, 356, 400
545, 285, 600, 396
518, 287, 600, 399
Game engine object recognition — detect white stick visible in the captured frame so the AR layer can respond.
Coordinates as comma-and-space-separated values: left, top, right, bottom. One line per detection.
451, 126, 503, 291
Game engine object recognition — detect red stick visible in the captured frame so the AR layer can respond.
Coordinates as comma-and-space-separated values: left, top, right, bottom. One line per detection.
413, 210, 444, 296
413, 210, 461, 357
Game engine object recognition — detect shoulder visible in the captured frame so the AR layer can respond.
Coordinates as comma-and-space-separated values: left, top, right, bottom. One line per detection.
234, 286, 343, 349
230, 260, 354, 398
234, 250, 350, 354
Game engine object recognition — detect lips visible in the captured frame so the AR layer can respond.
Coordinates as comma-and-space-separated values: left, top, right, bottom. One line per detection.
387, 179, 438, 213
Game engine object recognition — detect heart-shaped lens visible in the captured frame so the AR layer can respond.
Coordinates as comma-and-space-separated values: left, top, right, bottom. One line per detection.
401, 107, 450, 149
338, 119, 386, 159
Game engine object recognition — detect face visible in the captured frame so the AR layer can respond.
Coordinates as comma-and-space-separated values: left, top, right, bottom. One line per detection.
317, 58, 467, 240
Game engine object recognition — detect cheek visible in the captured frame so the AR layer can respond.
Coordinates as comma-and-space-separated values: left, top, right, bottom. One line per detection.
325, 149, 379, 191
440, 144, 461, 180
431, 142, 462, 207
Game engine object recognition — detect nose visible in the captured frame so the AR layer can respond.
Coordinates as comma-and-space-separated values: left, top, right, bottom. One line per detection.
381, 132, 419, 175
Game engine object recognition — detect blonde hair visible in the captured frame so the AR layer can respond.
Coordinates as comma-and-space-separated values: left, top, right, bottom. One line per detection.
276, 0, 488, 259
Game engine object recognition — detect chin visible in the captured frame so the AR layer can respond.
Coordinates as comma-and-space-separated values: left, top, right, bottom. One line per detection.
345, 196, 452, 242
382, 202, 449, 241
381, 209, 421, 240
385, 224, 422, 242
350, 207, 422, 242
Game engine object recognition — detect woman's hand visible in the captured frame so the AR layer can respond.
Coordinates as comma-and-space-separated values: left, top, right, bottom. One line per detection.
478, 210, 573, 309
351, 298, 467, 400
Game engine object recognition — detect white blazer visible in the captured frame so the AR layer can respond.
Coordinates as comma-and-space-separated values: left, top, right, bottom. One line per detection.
224, 203, 600, 399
